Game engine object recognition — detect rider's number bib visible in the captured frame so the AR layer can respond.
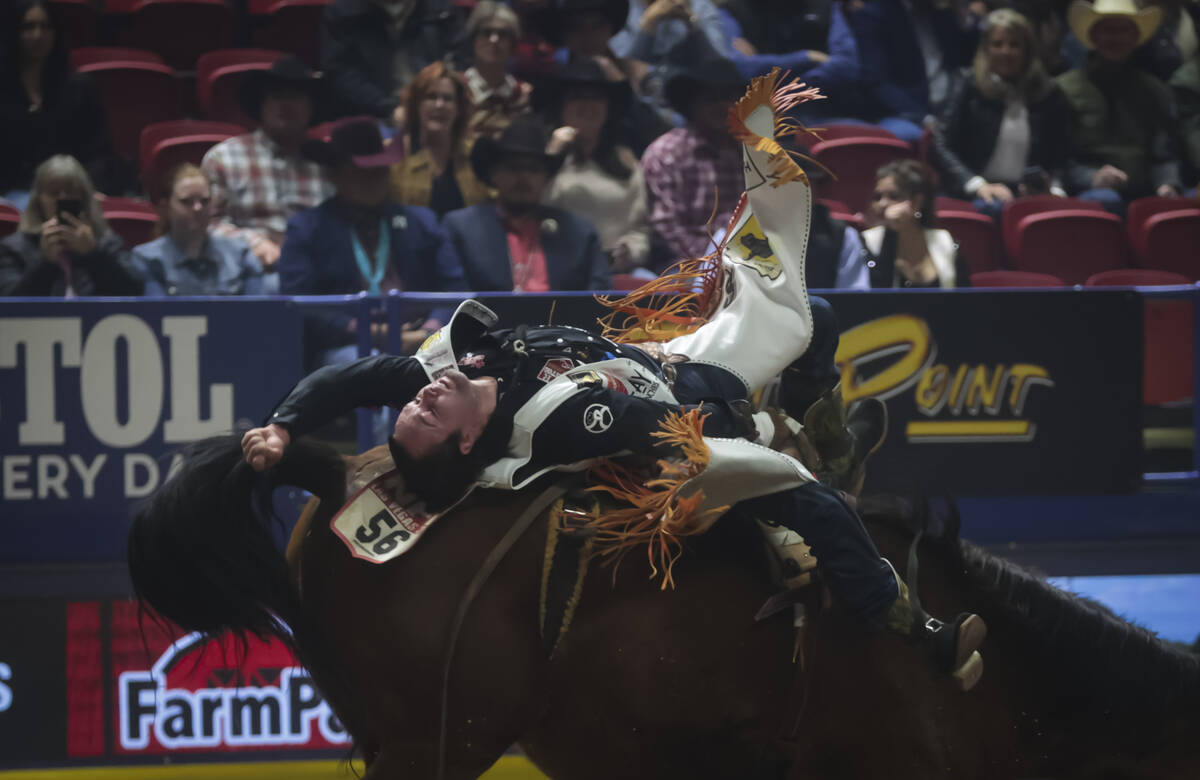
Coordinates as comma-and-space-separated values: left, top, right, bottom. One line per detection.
330, 469, 441, 564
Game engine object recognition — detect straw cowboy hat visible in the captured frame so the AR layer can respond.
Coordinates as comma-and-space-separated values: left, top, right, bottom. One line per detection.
1067, 0, 1163, 49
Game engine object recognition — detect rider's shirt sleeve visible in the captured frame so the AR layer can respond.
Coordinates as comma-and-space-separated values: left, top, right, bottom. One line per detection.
265, 355, 428, 438
529, 386, 749, 467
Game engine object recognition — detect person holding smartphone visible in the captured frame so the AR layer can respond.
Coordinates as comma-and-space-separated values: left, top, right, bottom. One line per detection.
0, 155, 142, 297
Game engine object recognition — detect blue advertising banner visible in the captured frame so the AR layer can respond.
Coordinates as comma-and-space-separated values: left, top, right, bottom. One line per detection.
0, 299, 304, 563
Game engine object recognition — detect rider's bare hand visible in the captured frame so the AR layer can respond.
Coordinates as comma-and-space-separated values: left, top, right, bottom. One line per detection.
242, 424, 290, 471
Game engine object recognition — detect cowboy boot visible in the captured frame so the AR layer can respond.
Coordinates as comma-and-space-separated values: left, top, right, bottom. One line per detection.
802, 383, 888, 495
884, 563, 988, 692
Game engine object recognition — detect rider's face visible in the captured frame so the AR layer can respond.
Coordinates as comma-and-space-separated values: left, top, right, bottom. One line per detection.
392, 371, 498, 459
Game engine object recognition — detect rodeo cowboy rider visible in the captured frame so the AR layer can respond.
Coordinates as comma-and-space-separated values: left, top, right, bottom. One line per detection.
241, 71, 988, 690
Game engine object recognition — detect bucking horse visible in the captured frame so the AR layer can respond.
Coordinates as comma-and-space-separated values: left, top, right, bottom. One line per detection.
128, 432, 1200, 779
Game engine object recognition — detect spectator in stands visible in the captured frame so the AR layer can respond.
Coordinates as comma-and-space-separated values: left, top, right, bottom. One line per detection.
281, 117, 467, 355
391, 63, 491, 217
131, 164, 265, 296
462, 1, 534, 139
0, 155, 142, 297
720, 0, 866, 125
544, 0, 674, 154
608, 0, 731, 110
0, 0, 117, 209
1172, 57, 1200, 187
322, 0, 462, 120
538, 58, 653, 276
640, 58, 744, 268
442, 116, 610, 291
202, 56, 333, 287
862, 159, 970, 288
932, 9, 1074, 217
843, 0, 978, 139
1058, 0, 1186, 211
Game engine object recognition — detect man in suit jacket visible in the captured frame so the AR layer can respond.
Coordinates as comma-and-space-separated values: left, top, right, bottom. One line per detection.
442, 116, 611, 292
280, 117, 467, 359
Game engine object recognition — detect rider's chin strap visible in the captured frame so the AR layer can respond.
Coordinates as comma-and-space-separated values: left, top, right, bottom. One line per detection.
436, 479, 572, 780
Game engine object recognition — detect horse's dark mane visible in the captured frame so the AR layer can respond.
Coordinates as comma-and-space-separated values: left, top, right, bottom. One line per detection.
950, 536, 1200, 718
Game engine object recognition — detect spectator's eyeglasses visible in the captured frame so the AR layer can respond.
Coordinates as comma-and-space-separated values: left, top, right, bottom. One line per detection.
21, 20, 53, 32
175, 196, 211, 209
477, 26, 516, 41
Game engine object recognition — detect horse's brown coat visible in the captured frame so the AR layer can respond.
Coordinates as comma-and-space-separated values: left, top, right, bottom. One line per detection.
289, 454, 1200, 780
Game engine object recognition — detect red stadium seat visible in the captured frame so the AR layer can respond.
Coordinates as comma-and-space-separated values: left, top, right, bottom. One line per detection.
1001, 196, 1105, 261
1085, 269, 1194, 404
102, 197, 159, 248
140, 120, 244, 199
71, 49, 181, 165
937, 210, 1001, 274
70, 46, 166, 67
0, 203, 21, 239
610, 274, 646, 291
196, 49, 284, 126
117, 0, 235, 70
49, 0, 99, 46
810, 137, 915, 215
935, 196, 974, 212
1011, 210, 1128, 284
1084, 269, 1192, 287
248, 0, 331, 68
970, 270, 1066, 287
1133, 209, 1200, 280
1127, 196, 1200, 255
809, 124, 901, 143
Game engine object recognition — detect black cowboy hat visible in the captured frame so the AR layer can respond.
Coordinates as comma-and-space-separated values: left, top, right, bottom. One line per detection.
664, 57, 746, 118
470, 115, 564, 186
531, 57, 633, 115
543, 0, 631, 46
301, 116, 404, 168
237, 55, 324, 122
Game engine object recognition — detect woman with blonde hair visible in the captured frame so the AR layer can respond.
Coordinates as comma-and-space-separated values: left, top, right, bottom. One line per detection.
131, 163, 266, 296
0, 154, 140, 296
931, 8, 1073, 215
390, 62, 491, 217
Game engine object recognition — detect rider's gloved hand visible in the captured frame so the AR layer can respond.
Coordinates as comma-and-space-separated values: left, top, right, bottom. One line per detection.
242, 424, 291, 471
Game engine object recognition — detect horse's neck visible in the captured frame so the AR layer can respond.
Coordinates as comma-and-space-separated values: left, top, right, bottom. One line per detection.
944, 553, 1200, 776
869, 524, 1200, 777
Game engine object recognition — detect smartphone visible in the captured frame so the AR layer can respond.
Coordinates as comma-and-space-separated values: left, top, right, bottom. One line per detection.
56, 198, 83, 220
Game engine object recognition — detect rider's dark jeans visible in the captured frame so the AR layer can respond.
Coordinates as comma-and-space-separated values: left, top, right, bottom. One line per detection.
779, 295, 841, 416
742, 482, 898, 629
672, 295, 840, 410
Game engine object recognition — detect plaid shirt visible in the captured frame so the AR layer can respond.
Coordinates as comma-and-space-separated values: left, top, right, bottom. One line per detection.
464, 67, 532, 140
640, 125, 744, 264
201, 130, 333, 247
